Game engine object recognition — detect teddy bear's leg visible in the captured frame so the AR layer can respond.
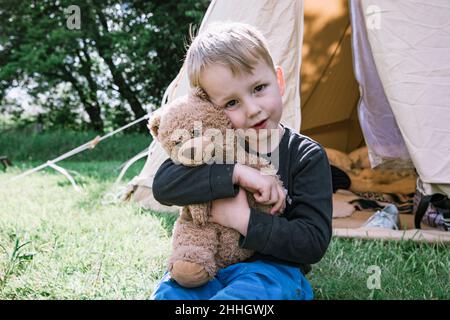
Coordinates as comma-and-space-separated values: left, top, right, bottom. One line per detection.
169, 219, 219, 288
188, 203, 210, 226
215, 224, 253, 269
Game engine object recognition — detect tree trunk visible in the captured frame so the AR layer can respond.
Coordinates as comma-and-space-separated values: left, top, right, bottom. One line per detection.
92, 6, 146, 120
61, 67, 104, 132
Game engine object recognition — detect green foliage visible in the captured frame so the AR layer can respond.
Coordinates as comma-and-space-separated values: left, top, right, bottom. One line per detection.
0, 128, 152, 162
0, 0, 211, 131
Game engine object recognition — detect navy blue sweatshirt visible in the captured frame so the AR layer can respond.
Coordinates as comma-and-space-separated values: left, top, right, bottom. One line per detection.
152, 125, 333, 275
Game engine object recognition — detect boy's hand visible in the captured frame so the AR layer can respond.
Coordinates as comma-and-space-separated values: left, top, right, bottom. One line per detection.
233, 163, 286, 214
210, 187, 250, 236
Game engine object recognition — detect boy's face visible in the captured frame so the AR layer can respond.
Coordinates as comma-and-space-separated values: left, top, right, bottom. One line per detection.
199, 59, 285, 142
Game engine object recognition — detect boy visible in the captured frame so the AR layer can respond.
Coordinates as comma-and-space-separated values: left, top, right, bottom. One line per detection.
150, 22, 332, 300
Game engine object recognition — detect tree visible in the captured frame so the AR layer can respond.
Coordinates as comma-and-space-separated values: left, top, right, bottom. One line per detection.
0, 0, 210, 131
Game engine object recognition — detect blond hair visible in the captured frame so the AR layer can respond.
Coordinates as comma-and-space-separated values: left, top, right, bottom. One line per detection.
185, 22, 276, 87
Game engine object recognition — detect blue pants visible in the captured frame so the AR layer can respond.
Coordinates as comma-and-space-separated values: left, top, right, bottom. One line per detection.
150, 260, 313, 300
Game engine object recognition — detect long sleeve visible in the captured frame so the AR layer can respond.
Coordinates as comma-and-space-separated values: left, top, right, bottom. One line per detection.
239, 145, 333, 265
152, 158, 239, 206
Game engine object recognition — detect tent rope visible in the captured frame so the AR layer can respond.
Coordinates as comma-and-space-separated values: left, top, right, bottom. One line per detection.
104, 85, 174, 202
47, 161, 82, 193
4, 113, 152, 188
114, 148, 149, 186
101, 148, 150, 205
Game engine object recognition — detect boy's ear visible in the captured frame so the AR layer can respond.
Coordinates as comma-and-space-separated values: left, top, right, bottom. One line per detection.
147, 112, 161, 138
276, 66, 285, 97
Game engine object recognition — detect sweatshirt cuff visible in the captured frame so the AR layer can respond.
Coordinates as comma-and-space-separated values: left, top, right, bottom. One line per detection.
209, 164, 239, 199
239, 208, 274, 252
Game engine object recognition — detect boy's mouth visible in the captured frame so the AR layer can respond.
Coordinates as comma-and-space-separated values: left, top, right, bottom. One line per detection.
251, 119, 268, 129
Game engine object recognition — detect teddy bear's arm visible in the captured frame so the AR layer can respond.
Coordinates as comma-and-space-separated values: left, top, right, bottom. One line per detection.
188, 203, 211, 226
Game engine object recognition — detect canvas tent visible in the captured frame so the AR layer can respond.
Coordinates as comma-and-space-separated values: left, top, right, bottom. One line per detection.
124, 0, 450, 242
300, 0, 363, 153
125, 0, 303, 213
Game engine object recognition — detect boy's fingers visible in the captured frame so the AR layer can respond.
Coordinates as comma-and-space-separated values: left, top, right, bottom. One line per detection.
271, 186, 286, 214
254, 187, 271, 204
278, 186, 286, 213
267, 186, 277, 211
255, 188, 270, 202
268, 185, 279, 205
280, 196, 286, 213
259, 187, 276, 213
270, 187, 284, 214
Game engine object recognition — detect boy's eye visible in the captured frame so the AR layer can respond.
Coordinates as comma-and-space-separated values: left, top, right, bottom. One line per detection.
254, 84, 266, 92
225, 100, 238, 108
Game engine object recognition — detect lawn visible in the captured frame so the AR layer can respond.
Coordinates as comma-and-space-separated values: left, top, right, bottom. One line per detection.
0, 131, 449, 299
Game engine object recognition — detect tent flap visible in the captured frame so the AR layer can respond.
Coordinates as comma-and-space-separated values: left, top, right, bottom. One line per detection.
349, 0, 412, 168
361, 0, 450, 185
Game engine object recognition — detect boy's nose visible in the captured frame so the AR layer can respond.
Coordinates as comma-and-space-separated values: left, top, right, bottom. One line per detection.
244, 99, 262, 118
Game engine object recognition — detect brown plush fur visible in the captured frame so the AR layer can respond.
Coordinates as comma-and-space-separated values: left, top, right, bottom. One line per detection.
149, 89, 283, 287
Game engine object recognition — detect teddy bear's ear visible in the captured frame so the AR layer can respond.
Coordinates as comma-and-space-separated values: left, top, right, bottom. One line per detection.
192, 87, 210, 101
147, 112, 161, 138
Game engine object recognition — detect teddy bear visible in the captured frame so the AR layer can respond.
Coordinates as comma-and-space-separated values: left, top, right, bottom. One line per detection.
148, 88, 284, 288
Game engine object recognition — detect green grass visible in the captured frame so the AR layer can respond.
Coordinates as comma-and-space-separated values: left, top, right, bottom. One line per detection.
0, 131, 449, 299
0, 128, 152, 162
313, 239, 449, 299
0, 165, 173, 299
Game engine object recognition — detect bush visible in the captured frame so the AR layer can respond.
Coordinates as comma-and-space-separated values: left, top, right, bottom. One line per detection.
0, 129, 152, 162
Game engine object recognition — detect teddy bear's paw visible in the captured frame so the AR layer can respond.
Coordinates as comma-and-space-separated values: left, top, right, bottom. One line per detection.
171, 261, 211, 288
